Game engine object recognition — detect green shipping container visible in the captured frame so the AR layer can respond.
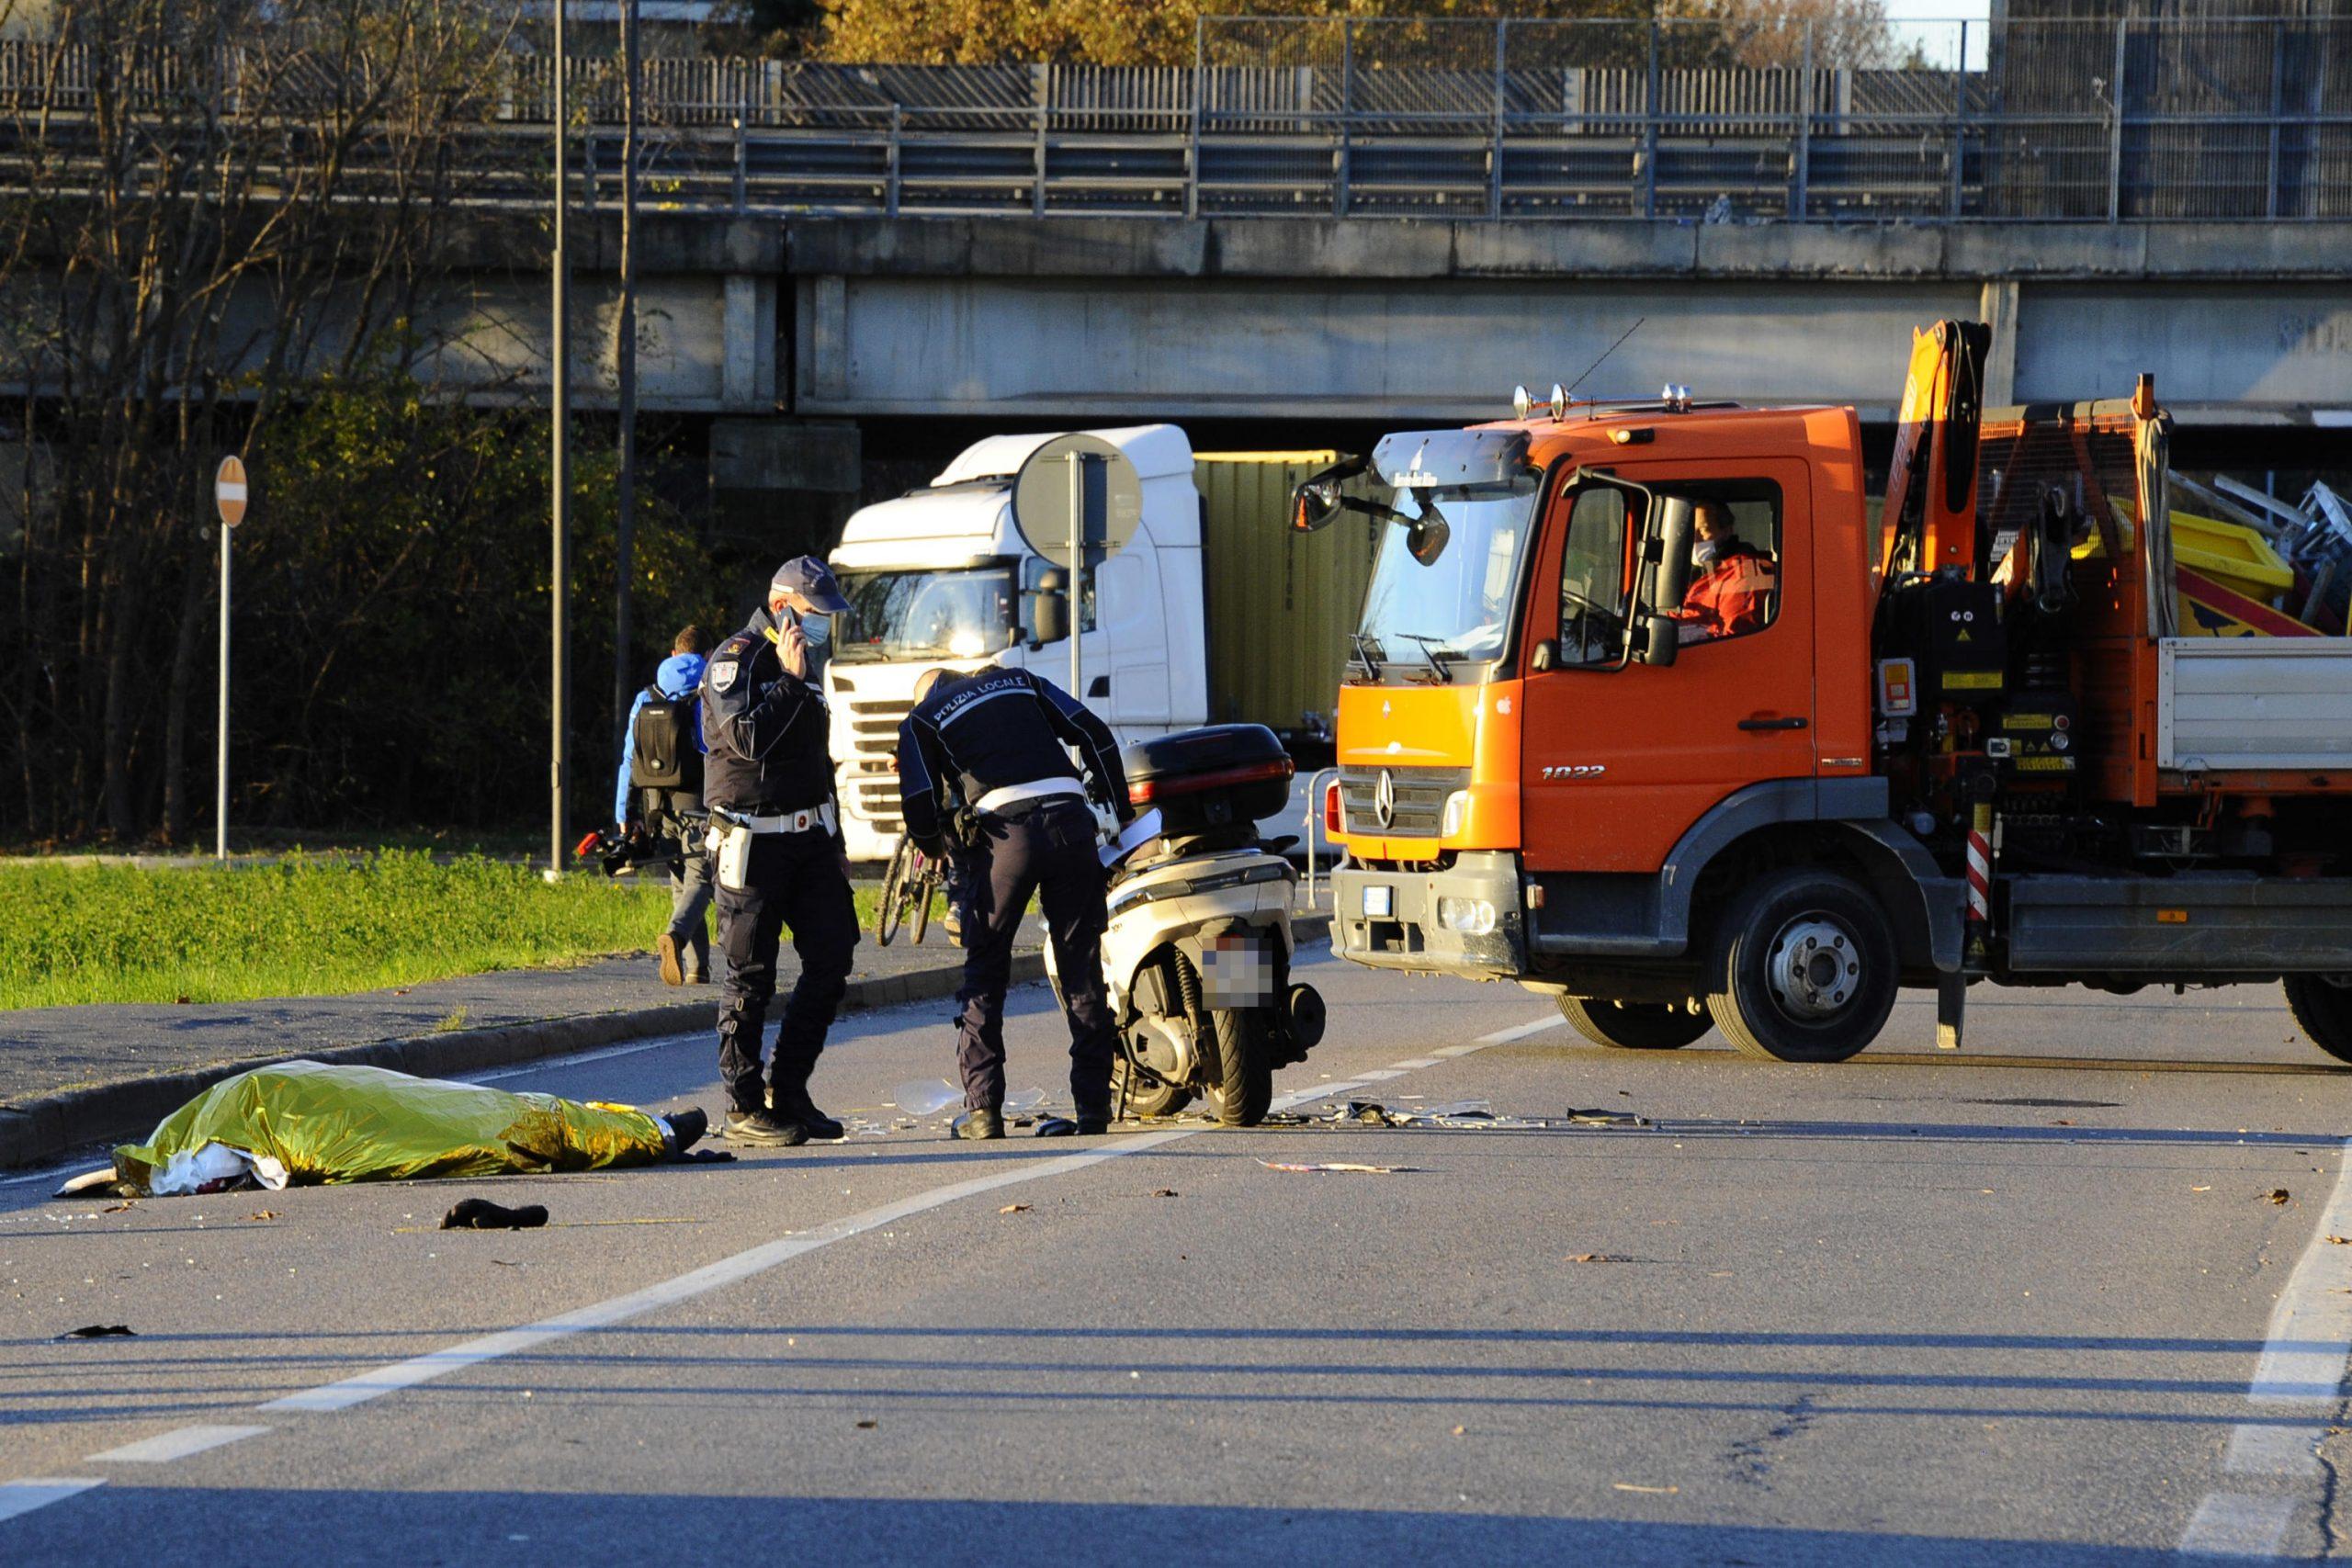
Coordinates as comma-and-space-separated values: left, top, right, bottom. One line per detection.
1194, 451, 1384, 739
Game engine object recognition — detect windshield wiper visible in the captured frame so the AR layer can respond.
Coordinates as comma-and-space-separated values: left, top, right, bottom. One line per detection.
1395, 633, 1455, 683
1348, 632, 1385, 680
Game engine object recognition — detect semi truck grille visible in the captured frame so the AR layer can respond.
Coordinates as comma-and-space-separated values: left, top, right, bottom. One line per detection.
1339, 765, 1469, 839
842, 697, 914, 835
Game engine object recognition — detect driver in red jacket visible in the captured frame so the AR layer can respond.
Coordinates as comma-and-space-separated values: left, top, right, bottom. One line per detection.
1674, 500, 1776, 641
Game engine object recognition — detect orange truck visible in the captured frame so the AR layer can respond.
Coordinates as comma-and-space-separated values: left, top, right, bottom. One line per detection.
1293, 323, 2352, 1063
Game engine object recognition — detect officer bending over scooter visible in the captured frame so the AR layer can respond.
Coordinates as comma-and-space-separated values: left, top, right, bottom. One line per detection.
896, 664, 1133, 1139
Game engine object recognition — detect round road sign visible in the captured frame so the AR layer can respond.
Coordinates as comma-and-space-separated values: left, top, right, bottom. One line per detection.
1010, 434, 1141, 570
215, 456, 248, 529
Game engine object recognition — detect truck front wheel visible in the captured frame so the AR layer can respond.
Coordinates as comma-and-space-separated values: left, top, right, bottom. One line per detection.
2284, 976, 2352, 1064
1558, 997, 1712, 1050
1706, 869, 1897, 1064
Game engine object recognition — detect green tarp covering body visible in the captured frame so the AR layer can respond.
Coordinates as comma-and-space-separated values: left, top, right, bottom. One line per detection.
113, 1060, 670, 1194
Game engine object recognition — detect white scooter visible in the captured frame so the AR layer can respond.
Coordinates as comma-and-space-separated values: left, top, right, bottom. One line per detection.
1047, 725, 1327, 1126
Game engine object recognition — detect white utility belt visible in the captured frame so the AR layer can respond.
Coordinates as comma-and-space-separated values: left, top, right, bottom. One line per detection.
709, 802, 836, 893
712, 802, 836, 837
975, 779, 1084, 817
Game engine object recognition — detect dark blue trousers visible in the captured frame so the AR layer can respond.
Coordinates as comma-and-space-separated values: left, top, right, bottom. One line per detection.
715, 829, 859, 1114
955, 799, 1115, 1118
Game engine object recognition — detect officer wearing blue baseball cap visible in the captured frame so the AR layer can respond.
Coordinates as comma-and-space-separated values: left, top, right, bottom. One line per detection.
695, 556, 859, 1147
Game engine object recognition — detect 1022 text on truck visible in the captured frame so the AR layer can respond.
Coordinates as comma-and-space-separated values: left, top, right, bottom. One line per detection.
1295, 323, 2352, 1064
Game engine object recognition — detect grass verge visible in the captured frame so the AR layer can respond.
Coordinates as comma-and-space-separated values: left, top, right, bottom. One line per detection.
0, 851, 885, 1010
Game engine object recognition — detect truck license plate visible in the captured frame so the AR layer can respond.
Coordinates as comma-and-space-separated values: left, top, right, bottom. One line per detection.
1363, 885, 1394, 918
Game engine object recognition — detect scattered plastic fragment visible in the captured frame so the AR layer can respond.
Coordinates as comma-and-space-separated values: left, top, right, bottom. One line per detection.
1421, 1100, 1493, 1120
246, 1210, 280, 1222
1000, 1202, 1032, 1213
890, 1079, 961, 1117
59, 1325, 135, 1340
1153, 1189, 1179, 1199
2328, 1235, 2352, 1247
1257, 1159, 1409, 1174
1568, 1253, 1633, 1264
1003, 1088, 1049, 1114
1613, 1483, 1678, 1495
442, 1199, 549, 1231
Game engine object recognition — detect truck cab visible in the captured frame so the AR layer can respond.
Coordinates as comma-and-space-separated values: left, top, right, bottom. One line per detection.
824, 424, 1204, 862
1313, 342, 2352, 1065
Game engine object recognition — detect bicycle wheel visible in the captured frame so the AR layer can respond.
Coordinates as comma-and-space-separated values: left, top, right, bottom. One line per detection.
910, 854, 933, 945
876, 834, 914, 946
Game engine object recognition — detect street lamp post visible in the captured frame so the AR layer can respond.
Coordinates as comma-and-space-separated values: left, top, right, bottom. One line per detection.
549, 0, 570, 878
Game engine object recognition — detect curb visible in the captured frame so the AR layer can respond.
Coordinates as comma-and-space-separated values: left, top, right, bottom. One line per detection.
0, 953, 1032, 1175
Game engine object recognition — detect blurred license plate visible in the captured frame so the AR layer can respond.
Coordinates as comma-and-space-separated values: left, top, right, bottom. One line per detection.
1363, 885, 1394, 918
1199, 934, 1273, 1007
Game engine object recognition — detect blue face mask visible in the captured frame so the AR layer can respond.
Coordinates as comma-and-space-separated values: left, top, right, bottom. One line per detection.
1693, 538, 1722, 567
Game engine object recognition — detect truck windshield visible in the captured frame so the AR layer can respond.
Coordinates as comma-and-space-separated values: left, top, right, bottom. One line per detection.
1351, 474, 1542, 682
831, 566, 1017, 664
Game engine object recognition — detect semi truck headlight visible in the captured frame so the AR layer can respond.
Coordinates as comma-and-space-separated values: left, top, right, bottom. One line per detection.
1436, 897, 1496, 935
1441, 790, 1470, 838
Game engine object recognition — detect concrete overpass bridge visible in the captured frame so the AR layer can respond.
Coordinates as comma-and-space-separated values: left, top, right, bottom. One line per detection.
470, 209, 2351, 501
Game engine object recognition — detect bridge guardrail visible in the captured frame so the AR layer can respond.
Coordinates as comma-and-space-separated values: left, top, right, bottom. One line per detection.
3, 18, 2346, 223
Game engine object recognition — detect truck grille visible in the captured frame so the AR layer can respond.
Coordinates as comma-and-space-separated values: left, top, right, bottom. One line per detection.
1339, 765, 1469, 839
842, 697, 913, 836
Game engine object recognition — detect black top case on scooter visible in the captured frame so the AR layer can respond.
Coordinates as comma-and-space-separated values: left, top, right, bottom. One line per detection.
1122, 724, 1294, 853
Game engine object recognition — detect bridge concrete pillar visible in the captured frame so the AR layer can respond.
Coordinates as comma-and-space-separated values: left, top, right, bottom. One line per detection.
1978, 278, 2020, 408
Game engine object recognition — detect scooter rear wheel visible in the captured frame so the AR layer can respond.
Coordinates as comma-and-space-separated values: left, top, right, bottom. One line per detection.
1201, 1007, 1274, 1127
1111, 1050, 1192, 1119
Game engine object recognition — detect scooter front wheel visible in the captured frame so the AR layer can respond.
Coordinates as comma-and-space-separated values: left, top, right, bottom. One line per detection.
1200, 1007, 1274, 1128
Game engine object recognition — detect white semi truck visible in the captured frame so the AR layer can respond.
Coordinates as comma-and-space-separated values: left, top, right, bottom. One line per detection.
823, 425, 1369, 862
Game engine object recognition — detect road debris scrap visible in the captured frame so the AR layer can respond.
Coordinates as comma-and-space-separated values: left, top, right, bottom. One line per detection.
2267, 1189, 2293, 1204
442, 1199, 550, 1231
1257, 1160, 1412, 1175
1330, 1100, 1649, 1131
58, 1324, 135, 1340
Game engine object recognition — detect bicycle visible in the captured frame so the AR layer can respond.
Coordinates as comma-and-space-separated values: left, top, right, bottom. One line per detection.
876, 830, 946, 946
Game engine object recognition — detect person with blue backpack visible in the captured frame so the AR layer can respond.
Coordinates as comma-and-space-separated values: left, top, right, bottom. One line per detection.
616, 624, 715, 987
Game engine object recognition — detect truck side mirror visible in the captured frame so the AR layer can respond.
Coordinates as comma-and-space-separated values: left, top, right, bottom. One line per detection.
1027, 568, 1069, 648
1288, 453, 1367, 533
1291, 480, 1341, 534
1640, 616, 1680, 668
1530, 639, 1559, 673
1653, 497, 1697, 612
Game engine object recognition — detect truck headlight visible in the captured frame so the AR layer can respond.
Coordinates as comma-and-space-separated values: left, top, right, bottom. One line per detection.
1436, 896, 1496, 935
1441, 790, 1470, 838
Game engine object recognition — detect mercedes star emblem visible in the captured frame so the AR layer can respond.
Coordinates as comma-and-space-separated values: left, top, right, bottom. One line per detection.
1374, 768, 1396, 829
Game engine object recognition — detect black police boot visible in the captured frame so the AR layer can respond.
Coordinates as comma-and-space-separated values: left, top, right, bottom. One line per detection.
770, 1083, 844, 1142
952, 1108, 1004, 1141
724, 1108, 808, 1147
663, 1106, 709, 1155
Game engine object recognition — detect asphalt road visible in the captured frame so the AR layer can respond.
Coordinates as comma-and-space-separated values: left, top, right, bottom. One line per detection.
6, 953, 2352, 1564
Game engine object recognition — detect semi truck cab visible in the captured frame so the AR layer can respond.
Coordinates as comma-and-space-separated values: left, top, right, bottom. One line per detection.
1306, 337, 2352, 1065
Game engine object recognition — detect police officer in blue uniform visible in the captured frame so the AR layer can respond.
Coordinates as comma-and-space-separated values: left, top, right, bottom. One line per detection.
896, 663, 1133, 1139
701, 558, 859, 1147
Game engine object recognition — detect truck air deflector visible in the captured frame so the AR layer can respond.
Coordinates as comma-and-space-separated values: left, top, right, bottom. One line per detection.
1371, 430, 1531, 491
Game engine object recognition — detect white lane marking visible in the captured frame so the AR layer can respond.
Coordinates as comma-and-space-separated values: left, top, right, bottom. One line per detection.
88, 1424, 272, 1464
1352, 1069, 1405, 1081
0, 1477, 105, 1523
2179, 1493, 2295, 1556
2178, 1135, 2352, 1556
1475, 1015, 1572, 1047
260, 1014, 1563, 1416
2245, 1140, 2352, 1404
1392, 1057, 1442, 1070
2222, 1422, 2321, 1480
1431, 1044, 1483, 1057
462, 1032, 700, 1086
